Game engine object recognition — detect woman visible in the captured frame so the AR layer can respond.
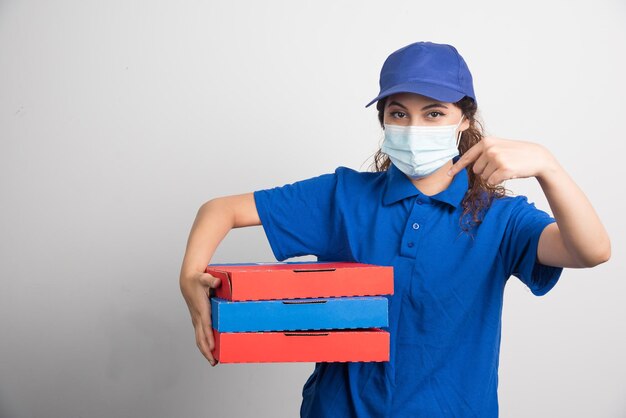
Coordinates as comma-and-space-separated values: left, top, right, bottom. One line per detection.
179, 41, 610, 416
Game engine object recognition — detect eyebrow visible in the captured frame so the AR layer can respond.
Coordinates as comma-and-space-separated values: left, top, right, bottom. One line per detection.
387, 101, 448, 111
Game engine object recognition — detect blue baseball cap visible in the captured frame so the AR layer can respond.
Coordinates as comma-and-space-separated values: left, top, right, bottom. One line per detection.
365, 41, 476, 108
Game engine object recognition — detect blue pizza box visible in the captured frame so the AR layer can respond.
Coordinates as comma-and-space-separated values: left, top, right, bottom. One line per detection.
211, 296, 388, 332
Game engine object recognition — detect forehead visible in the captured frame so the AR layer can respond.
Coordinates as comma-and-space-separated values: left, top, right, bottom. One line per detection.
385, 92, 449, 107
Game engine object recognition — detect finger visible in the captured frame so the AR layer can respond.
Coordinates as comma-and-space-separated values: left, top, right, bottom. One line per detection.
200, 296, 219, 366
487, 169, 513, 186
199, 273, 221, 289
471, 152, 491, 177
192, 288, 218, 366
448, 142, 484, 177
480, 161, 498, 182
203, 322, 219, 366
195, 324, 217, 366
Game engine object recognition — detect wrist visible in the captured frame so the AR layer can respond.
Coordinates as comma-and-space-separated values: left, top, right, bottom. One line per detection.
536, 158, 567, 190
535, 146, 561, 181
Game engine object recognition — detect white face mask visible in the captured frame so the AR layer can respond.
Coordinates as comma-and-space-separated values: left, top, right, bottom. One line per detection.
381, 116, 465, 179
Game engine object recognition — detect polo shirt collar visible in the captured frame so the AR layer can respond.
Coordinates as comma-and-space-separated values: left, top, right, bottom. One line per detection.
382, 157, 468, 208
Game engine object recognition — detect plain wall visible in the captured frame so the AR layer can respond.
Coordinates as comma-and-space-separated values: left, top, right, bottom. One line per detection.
1, 0, 625, 417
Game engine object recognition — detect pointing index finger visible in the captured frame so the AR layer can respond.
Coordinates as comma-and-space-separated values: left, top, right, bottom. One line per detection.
447, 142, 483, 177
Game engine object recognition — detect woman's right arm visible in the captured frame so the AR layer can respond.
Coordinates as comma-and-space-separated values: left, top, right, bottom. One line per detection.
179, 193, 261, 366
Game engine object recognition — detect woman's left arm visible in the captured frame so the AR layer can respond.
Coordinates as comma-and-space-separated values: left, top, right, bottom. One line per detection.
448, 136, 611, 268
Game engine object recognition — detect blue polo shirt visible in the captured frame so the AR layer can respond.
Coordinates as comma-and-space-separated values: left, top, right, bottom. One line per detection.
253, 162, 563, 417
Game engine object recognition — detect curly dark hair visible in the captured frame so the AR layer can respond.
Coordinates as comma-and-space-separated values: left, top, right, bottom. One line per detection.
369, 96, 505, 230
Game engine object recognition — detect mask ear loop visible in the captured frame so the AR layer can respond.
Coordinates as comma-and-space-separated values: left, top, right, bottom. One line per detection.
455, 115, 465, 148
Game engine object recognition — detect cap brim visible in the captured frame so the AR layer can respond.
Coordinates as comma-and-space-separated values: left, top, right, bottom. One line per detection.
365, 82, 468, 108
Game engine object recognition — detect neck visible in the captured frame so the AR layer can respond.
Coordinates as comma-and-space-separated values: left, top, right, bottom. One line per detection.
409, 160, 455, 196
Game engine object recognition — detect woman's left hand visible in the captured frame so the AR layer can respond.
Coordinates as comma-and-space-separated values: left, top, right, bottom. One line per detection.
447, 136, 558, 184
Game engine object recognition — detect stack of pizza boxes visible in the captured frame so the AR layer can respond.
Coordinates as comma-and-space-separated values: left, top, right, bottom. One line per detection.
207, 261, 394, 363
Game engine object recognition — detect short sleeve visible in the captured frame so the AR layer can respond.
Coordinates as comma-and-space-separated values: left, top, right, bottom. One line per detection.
500, 197, 563, 296
253, 170, 341, 261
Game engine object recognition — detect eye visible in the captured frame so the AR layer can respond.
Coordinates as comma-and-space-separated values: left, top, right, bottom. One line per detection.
389, 111, 407, 119
427, 111, 445, 118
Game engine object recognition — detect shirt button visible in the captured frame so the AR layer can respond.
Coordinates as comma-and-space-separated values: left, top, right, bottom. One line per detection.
412, 223, 420, 230
416, 200, 423, 205
407, 242, 414, 248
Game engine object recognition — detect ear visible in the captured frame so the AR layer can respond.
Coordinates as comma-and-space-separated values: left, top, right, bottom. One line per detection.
459, 118, 470, 132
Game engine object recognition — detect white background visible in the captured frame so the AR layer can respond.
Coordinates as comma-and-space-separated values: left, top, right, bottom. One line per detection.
1, 0, 625, 417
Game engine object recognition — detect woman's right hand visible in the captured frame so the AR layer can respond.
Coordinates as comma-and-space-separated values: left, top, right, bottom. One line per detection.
180, 270, 223, 366
179, 193, 261, 366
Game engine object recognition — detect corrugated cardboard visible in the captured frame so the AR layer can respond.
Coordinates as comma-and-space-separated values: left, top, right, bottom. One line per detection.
211, 296, 388, 332
212, 328, 390, 363
206, 261, 393, 301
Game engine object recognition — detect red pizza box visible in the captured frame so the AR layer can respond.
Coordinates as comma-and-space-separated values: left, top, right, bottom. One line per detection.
212, 328, 389, 363
206, 261, 393, 301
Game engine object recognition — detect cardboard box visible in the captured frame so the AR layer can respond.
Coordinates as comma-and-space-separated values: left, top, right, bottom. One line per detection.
212, 328, 390, 363
206, 261, 394, 301
211, 296, 388, 332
